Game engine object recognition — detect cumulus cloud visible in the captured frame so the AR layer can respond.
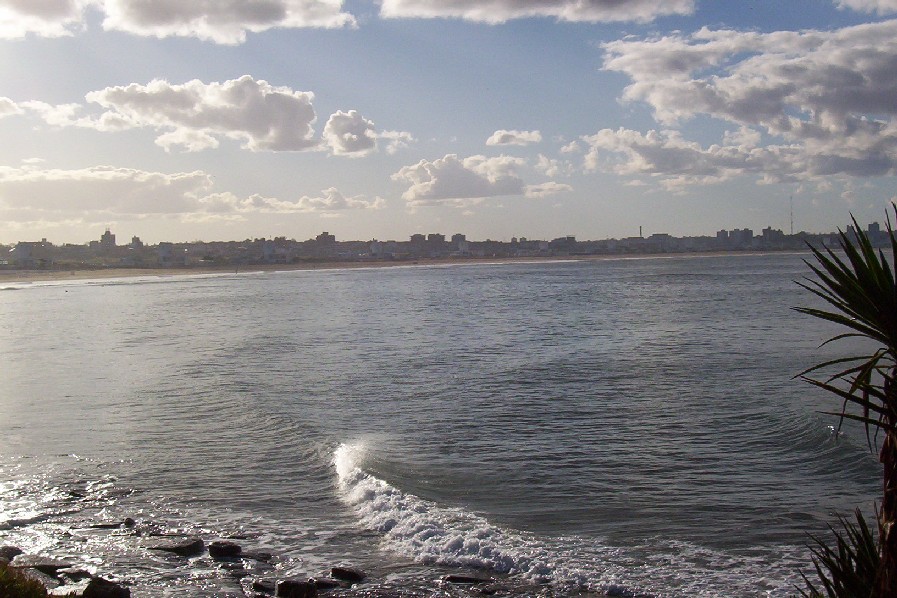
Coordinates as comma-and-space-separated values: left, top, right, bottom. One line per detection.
582, 128, 787, 190
323, 110, 376, 156
0, 97, 21, 117
378, 130, 415, 154
379, 0, 695, 24
590, 19, 897, 186
219, 187, 384, 212
486, 129, 542, 146
525, 181, 573, 198
535, 154, 572, 177
15, 77, 398, 157
0, 0, 88, 39
101, 0, 356, 43
0, 164, 213, 215
836, 0, 897, 14
0, 0, 354, 42
83, 76, 319, 152
392, 154, 526, 205
0, 164, 381, 219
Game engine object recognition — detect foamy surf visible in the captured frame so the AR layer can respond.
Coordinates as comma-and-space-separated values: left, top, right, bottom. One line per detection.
333, 443, 625, 591
332, 443, 809, 597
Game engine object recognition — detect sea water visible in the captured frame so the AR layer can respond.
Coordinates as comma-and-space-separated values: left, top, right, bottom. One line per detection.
0, 253, 881, 596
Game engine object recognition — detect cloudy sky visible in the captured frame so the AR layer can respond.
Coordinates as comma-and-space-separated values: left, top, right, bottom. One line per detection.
2, 0, 897, 244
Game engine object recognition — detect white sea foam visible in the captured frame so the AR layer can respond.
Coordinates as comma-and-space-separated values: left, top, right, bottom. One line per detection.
333, 443, 625, 590
332, 442, 808, 597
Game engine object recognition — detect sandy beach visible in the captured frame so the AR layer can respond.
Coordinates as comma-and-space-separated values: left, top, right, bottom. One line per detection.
0, 250, 796, 285
0, 256, 570, 284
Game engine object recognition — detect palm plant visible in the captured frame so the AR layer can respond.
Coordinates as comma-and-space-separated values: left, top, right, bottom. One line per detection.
795, 210, 897, 597
799, 509, 878, 598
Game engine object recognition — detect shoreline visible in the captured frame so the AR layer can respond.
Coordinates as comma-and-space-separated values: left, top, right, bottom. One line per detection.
0, 250, 806, 284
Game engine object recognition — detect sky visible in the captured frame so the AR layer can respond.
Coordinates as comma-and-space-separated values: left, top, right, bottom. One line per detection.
2, 0, 897, 245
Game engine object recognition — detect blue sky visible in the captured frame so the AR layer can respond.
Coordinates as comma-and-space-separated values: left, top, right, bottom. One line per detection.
1, 0, 896, 244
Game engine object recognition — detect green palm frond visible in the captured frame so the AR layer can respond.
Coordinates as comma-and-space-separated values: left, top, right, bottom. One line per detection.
794, 209, 897, 442
799, 509, 879, 598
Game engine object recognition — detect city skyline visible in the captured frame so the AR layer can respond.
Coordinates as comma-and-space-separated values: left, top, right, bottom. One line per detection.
2, 1, 897, 245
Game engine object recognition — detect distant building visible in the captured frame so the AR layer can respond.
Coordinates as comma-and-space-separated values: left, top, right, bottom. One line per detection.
316, 231, 336, 244
100, 228, 116, 249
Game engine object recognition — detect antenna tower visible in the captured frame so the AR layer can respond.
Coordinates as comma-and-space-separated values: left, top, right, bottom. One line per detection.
790, 195, 794, 236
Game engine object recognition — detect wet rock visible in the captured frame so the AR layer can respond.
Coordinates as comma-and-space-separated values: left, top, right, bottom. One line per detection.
251, 578, 277, 593
275, 577, 318, 597
0, 545, 23, 560
330, 566, 365, 583
19, 567, 61, 590
443, 573, 493, 585
57, 567, 94, 583
83, 576, 131, 598
9, 554, 76, 575
311, 577, 344, 590
241, 550, 274, 563
147, 537, 204, 556
49, 580, 91, 596
209, 540, 242, 558
88, 522, 125, 529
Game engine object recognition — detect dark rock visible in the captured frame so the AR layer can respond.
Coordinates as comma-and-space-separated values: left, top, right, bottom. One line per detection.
443, 574, 493, 585
89, 522, 125, 529
209, 540, 242, 558
0, 545, 23, 560
311, 577, 344, 590
123, 518, 136, 528
241, 551, 273, 563
9, 554, 75, 575
330, 566, 365, 583
252, 578, 277, 593
49, 579, 91, 596
57, 567, 94, 582
147, 537, 204, 556
275, 578, 318, 597
83, 577, 131, 598
19, 567, 61, 589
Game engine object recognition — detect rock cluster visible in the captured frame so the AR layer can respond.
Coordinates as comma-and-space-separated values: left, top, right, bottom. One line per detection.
1, 548, 129, 597
4, 515, 535, 597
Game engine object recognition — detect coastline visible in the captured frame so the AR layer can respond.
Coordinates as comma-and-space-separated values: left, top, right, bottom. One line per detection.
0, 250, 806, 284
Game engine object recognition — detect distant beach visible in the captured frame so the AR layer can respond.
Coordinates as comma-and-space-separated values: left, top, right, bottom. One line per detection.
0, 250, 803, 285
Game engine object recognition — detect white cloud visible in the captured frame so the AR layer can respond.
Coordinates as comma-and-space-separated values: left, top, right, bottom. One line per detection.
379, 0, 695, 24
560, 140, 581, 154
392, 154, 526, 206
0, 96, 21, 117
323, 110, 376, 156
378, 130, 415, 154
216, 187, 384, 212
83, 76, 319, 152
836, 0, 897, 14
525, 182, 573, 198
0, 0, 88, 39
0, 0, 355, 42
591, 20, 897, 186
535, 154, 572, 177
486, 129, 542, 146
0, 164, 381, 219
18, 77, 394, 157
0, 164, 213, 215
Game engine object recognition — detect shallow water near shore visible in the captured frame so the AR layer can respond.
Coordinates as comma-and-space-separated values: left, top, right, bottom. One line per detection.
0, 253, 881, 596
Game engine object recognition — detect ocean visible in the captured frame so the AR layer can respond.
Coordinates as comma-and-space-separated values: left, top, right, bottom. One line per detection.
0, 253, 881, 597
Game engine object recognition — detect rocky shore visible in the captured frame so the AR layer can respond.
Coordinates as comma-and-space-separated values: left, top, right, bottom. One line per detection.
1, 515, 633, 598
